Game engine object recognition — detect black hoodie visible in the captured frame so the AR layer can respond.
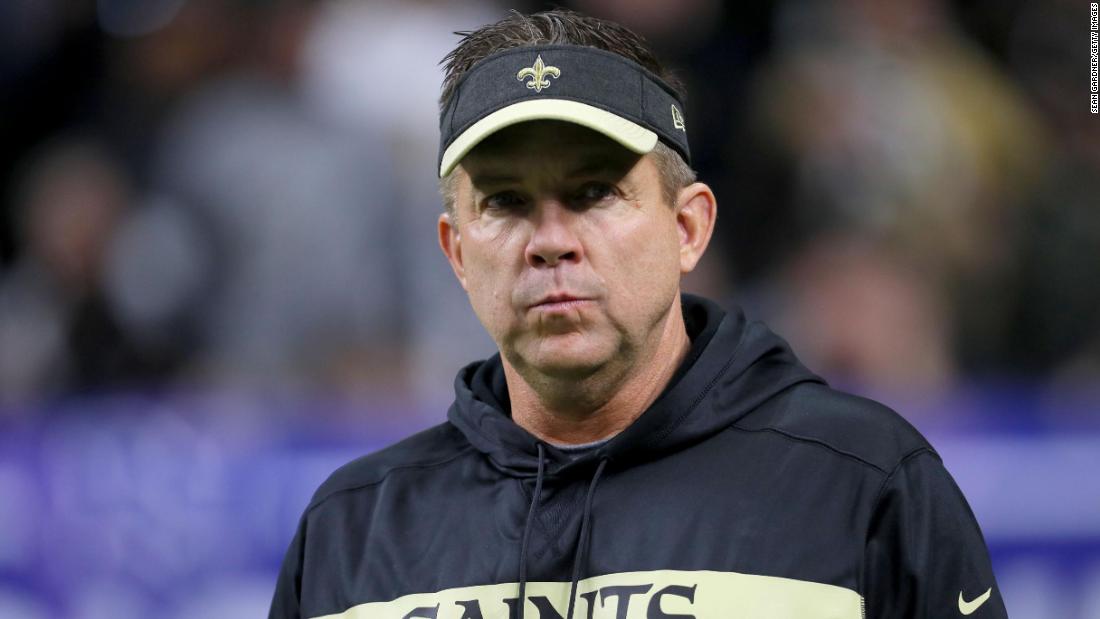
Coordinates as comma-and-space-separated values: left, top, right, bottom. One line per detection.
269, 295, 1006, 619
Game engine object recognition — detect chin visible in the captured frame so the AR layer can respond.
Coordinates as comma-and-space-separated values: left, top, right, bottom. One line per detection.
519, 333, 616, 379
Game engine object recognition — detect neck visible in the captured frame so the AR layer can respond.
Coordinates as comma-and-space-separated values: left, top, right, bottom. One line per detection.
503, 296, 691, 445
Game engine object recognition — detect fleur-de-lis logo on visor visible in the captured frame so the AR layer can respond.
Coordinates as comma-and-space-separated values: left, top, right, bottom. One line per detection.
516, 55, 561, 93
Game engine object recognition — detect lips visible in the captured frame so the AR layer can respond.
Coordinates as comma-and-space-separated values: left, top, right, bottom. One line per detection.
529, 293, 593, 310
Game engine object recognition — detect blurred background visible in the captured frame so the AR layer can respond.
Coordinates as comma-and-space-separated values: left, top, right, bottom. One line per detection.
0, 0, 1097, 617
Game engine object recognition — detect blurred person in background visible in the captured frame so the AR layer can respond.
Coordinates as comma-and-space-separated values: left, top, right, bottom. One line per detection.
147, 0, 404, 394
0, 138, 161, 406
1, 0, 449, 407
108, 0, 507, 405
100, 0, 425, 402
0, 0, 276, 406
299, 0, 502, 409
1001, 0, 1100, 391
732, 0, 1048, 403
270, 9, 1005, 619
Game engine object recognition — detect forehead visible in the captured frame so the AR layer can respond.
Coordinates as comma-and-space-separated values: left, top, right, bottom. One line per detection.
460, 121, 643, 179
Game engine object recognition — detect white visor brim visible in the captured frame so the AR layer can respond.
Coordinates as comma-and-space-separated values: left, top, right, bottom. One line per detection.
438, 99, 659, 177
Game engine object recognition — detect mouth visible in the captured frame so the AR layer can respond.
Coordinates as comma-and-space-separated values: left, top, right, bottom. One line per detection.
529, 293, 594, 312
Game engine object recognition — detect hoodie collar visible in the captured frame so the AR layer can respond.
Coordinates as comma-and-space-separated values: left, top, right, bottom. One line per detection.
447, 294, 823, 478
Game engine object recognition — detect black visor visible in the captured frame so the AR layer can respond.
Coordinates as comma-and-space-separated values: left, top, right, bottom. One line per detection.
438, 44, 691, 177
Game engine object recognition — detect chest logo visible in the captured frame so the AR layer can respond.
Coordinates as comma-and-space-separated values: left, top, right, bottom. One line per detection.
517, 55, 560, 93
958, 587, 992, 615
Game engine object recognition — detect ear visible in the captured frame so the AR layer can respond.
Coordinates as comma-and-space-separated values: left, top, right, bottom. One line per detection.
438, 211, 468, 290
675, 182, 717, 273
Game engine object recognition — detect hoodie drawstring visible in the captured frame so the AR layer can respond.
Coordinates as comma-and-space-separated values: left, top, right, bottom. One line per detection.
517, 449, 609, 619
566, 457, 608, 619
517, 443, 546, 619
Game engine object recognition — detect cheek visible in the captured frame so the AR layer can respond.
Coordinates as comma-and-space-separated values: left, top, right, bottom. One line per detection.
596, 216, 682, 315
614, 217, 680, 284
461, 222, 526, 327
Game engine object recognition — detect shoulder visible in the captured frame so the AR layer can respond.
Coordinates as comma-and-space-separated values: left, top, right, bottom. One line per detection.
306, 421, 475, 512
732, 381, 934, 475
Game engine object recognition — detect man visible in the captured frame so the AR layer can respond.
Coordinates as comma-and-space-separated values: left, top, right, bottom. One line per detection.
270, 10, 1006, 619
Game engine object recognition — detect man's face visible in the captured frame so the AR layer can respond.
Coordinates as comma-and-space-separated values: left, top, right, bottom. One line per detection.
439, 121, 688, 380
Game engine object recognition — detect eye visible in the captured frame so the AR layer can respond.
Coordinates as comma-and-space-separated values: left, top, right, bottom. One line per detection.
572, 182, 618, 207
482, 190, 528, 213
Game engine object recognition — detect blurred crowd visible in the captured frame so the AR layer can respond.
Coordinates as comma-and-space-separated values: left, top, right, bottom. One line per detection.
1, 0, 1097, 418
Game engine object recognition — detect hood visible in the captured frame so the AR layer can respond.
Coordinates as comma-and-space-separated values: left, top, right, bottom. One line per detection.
446, 294, 823, 479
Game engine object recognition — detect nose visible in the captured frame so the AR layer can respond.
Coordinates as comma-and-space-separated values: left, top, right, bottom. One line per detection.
524, 201, 583, 268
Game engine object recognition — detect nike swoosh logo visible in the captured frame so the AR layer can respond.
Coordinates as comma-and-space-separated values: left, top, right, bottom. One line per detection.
958, 587, 992, 615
